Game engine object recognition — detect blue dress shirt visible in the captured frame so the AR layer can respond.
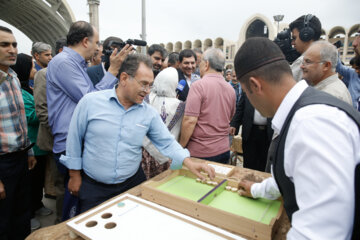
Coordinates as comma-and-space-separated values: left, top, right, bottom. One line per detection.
336, 57, 360, 108
46, 47, 118, 153
60, 87, 190, 184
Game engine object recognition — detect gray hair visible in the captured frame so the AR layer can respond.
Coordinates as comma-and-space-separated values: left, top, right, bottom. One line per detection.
118, 53, 153, 78
203, 48, 225, 72
311, 40, 338, 71
32, 42, 52, 55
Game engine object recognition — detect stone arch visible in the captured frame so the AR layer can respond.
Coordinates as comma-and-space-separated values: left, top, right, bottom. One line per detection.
0, 0, 75, 51
328, 26, 346, 51
214, 37, 224, 50
238, 14, 276, 45
203, 38, 213, 51
246, 20, 269, 39
320, 29, 328, 40
349, 24, 360, 37
328, 26, 346, 39
175, 41, 182, 52
347, 24, 360, 51
184, 40, 192, 49
166, 42, 173, 52
193, 39, 202, 50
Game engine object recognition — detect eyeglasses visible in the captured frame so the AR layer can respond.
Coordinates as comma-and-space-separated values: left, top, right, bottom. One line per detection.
131, 77, 154, 92
301, 59, 325, 66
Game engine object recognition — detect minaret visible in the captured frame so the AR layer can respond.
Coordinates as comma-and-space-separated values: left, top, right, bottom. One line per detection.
88, 0, 100, 33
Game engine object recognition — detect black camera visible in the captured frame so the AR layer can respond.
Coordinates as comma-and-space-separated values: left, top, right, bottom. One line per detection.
103, 39, 147, 55
274, 28, 301, 64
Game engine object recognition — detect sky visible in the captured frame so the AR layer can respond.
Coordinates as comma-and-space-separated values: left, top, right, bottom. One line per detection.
1, 0, 359, 54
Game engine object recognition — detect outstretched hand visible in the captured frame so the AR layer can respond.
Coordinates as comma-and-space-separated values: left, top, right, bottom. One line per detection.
183, 158, 215, 181
108, 44, 134, 77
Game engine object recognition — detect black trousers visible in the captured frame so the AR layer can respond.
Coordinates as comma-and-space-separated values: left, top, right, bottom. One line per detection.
194, 151, 230, 165
242, 125, 271, 172
79, 165, 146, 213
30, 154, 47, 216
0, 152, 31, 240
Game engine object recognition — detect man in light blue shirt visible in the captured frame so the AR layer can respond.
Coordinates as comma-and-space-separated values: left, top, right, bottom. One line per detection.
46, 21, 133, 221
47, 21, 132, 160
60, 54, 215, 213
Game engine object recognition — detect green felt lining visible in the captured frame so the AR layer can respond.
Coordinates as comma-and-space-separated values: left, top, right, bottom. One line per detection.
157, 175, 281, 224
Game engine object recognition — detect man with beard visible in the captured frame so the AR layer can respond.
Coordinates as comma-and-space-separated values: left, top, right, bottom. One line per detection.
177, 49, 200, 101
237, 37, 360, 239
147, 44, 167, 77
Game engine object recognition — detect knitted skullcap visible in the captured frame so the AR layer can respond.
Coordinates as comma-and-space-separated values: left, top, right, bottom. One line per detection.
234, 37, 286, 79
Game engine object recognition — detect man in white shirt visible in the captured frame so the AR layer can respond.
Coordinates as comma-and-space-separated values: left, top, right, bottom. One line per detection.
235, 37, 360, 240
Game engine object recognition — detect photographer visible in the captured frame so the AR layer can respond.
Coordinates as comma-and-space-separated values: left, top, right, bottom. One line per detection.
87, 36, 124, 86
289, 14, 322, 81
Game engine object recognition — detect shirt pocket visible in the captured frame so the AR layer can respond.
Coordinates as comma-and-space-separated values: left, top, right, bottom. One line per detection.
124, 123, 148, 146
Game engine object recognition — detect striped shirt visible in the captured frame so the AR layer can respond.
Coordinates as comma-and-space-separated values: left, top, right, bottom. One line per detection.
0, 68, 33, 155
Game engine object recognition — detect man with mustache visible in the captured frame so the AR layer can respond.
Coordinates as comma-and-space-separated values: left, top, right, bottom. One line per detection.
147, 44, 167, 77
0, 25, 37, 240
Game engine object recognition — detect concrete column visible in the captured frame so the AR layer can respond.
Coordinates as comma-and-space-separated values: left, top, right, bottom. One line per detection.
88, 0, 100, 33
343, 31, 349, 63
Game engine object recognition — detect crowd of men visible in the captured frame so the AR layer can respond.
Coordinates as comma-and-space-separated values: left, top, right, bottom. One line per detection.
0, 13, 359, 239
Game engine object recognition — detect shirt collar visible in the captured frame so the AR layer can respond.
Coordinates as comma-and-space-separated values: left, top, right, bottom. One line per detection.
34, 62, 43, 71
271, 80, 308, 135
63, 46, 88, 69
108, 85, 145, 109
314, 74, 338, 90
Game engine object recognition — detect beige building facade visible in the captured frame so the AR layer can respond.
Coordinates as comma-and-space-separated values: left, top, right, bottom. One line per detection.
155, 14, 359, 66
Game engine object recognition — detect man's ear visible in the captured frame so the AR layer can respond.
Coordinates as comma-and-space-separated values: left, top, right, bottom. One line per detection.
82, 37, 89, 48
249, 76, 262, 94
323, 61, 331, 72
34, 52, 40, 61
119, 72, 129, 87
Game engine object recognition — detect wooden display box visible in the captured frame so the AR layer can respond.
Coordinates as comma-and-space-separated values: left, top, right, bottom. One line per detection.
141, 168, 283, 240
66, 194, 243, 240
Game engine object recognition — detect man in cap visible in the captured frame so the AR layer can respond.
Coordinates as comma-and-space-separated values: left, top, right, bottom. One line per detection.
237, 37, 359, 239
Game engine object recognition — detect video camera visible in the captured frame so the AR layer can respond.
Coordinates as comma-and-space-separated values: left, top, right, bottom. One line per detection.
274, 28, 301, 64
103, 39, 147, 55
102, 39, 147, 71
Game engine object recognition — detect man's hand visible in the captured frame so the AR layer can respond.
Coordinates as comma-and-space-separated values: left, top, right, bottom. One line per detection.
107, 44, 134, 77
229, 127, 236, 136
28, 156, 37, 170
238, 179, 255, 198
183, 158, 215, 181
68, 170, 82, 196
0, 180, 6, 200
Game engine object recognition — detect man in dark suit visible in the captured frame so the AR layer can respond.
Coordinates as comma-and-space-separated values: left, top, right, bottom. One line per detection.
230, 93, 273, 171
177, 49, 200, 101
87, 36, 123, 86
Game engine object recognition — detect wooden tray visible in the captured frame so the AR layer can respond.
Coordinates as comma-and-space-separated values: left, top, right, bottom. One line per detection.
66, 194, 244, 240
141, 168, 283, 240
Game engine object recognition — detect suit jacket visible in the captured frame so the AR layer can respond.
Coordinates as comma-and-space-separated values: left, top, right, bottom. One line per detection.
33, 68, 53, 151
177, 69, 190, 102
87, 64, 105, 86
230, 93, 273, 142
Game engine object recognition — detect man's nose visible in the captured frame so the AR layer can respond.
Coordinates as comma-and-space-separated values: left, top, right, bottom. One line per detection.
9, 44, 16, 53
353, 36, 359, 48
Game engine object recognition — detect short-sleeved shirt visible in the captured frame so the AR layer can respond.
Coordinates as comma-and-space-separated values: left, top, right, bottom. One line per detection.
185, 73, 236, 157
